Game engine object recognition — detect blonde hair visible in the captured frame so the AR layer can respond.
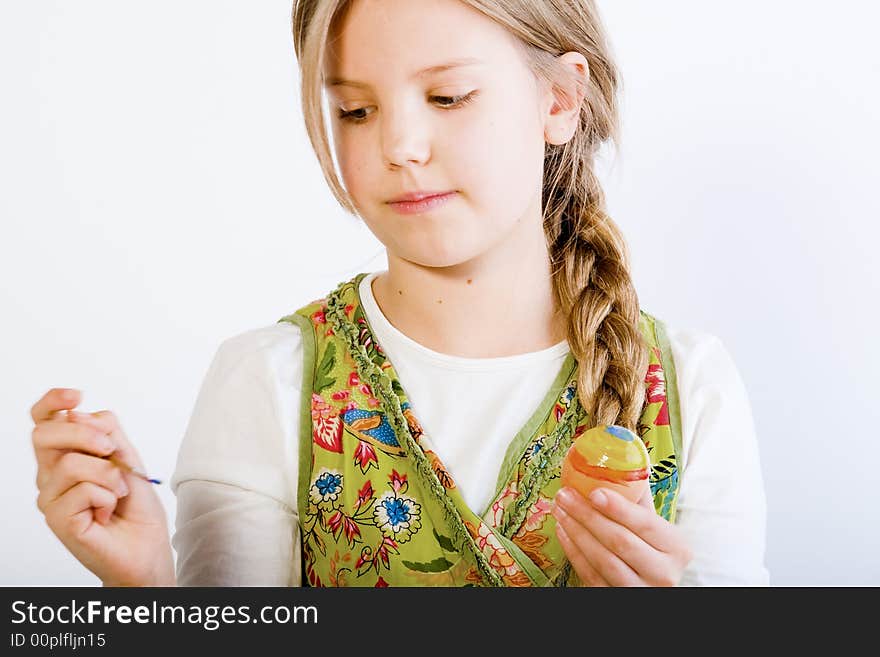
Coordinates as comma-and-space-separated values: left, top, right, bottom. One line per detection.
291, 0, 649, 432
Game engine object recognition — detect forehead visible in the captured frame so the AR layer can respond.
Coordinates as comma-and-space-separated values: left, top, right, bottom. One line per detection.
323, 0, 521, 87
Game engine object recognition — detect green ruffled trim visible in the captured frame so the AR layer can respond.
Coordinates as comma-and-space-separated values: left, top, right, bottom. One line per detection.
499, 382, 585, 536
323, 275, 504, 587
491, 353, 576, 516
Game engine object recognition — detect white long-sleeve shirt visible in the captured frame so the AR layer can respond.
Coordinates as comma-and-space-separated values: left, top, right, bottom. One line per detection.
170, 271, 770, 586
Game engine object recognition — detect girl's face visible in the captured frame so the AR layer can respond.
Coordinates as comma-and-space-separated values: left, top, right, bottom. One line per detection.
324, 0, 550, 268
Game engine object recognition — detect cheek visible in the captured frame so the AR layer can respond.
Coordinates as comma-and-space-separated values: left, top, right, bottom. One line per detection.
455, 108, 544, 217
335, 138, 373, 201
333, 131, 366, 186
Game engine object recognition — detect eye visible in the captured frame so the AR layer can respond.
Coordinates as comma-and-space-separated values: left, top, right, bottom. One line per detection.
337, 106, 372, 123
431, 91, 479, 109
336, 91, 479, 124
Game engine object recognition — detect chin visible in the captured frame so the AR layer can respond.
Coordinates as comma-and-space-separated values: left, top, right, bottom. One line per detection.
373, 220, 481, 268
398, 249, 480, 269
395, 237, 490, 269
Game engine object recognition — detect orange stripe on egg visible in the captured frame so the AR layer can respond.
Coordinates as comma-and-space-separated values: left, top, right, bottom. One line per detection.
567, 446, 648, 483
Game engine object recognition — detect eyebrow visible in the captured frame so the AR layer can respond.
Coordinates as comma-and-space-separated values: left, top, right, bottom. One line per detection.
325, 57, 483, 89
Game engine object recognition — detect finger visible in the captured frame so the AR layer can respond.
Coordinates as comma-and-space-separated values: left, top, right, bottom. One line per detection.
558, 489, 663, 578
37, 452, 129, 510
582, 487, 677, 554
555, 523, 609, 587
43, 481, 119, 539
554, 504, 642, 586
66, 410, 145, 472
32, 420, 116, 470
31, 388, 81, 424
637, 486, 656, 511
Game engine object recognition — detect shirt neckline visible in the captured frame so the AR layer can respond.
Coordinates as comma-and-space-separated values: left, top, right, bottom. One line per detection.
358, 270, 571, 373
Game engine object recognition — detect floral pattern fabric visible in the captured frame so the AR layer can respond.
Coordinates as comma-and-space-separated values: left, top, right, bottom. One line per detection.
277, 273, 682, 587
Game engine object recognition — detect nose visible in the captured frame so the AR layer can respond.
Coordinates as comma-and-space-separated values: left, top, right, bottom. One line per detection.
381, 106, 430, 169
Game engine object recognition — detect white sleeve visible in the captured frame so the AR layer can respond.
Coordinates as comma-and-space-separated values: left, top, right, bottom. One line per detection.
169, 322, 305, 586
668, 327, 771, 586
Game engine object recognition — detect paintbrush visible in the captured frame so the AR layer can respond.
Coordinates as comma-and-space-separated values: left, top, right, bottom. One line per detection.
63, 409, 163, 484
107, 456, 163, 485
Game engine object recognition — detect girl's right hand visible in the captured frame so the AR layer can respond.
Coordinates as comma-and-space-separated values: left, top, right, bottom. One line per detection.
31, 388, 176, 586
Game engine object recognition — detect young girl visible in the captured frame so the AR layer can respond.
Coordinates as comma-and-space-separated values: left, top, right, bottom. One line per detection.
30, 0, 768, 587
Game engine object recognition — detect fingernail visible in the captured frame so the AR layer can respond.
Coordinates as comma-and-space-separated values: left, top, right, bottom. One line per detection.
557, 488, 573, 506
62, 389, 77, 401
589, 490, 606, 507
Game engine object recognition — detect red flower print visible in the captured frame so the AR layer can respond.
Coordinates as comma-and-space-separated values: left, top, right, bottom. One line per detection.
342, 516, 362, 547
645, 363, 669, 426
348, 372, 360, 387
311, 394, 343, 453
375, 576, 389, 587
356, 537, 399, 575
326, 510, 343, 536
553, 403, 565, 422
305, 561, 323, 587
354, 440, 379, 473
376, 537, 397, 572
360, 383, 374, 397
311, 310, 326, 325
325, 511, 362, 549
389, 470, 408, 494
331, 390, 351, 401
356, 480, 374, 510
367, 397, 380, 408
344, 303, 354, 316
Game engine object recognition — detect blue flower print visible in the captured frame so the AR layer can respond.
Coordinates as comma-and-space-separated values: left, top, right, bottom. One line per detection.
310, 468, 343, 511
373, 491, 422, 543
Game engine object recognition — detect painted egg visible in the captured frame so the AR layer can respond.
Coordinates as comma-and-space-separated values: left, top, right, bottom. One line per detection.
560, 424, 651, 504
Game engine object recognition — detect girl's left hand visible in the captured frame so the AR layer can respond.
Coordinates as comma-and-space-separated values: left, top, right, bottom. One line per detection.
552, 486, 693, 586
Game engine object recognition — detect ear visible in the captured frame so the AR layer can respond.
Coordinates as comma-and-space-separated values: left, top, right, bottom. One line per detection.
543, 51, 590, 146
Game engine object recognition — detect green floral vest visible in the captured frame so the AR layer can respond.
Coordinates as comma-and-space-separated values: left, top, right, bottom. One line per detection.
277, 273, 683, 587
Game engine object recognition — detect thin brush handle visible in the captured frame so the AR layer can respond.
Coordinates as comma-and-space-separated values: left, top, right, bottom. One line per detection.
107, 456, 162, 485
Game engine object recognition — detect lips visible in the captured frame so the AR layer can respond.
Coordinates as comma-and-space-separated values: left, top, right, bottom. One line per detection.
387, 190, 455, 203
386, 191, 458, 215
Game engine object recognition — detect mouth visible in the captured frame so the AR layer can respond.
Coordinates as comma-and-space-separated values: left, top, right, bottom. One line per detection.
386, 191, 458, 215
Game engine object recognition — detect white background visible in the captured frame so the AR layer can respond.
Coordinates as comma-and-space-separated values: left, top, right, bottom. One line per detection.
2, 1, 877, 585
